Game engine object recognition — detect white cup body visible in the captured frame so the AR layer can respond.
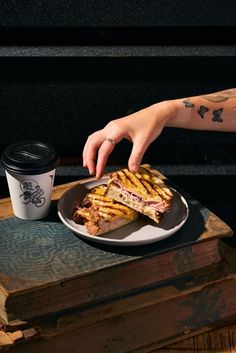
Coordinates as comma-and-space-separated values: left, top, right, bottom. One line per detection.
5, 169, 55, 220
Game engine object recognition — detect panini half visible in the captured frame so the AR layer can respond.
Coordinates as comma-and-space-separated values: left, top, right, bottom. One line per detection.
106, 166, 173, 223
72, 184, 138, 236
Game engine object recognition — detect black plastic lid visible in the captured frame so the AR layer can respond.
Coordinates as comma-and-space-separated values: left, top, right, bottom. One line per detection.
1, 140, 58, 175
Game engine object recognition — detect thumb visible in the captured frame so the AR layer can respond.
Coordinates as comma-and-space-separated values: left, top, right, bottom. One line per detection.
128, 139, 148, 173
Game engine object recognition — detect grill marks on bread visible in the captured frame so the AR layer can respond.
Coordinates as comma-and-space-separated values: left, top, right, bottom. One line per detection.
84, 188, 136, 220
72, 166, 173, 233
109, 166, 173, 205
106, 166, 174, 223
76, 185, 136, 220
73, 184, 137, 234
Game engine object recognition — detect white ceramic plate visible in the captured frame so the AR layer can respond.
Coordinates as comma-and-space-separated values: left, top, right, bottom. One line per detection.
57, 177, 189, 246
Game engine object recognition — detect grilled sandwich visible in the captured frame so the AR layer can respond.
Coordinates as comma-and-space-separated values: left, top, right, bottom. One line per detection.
72, 184, 138, 236
106, 166, 173, 223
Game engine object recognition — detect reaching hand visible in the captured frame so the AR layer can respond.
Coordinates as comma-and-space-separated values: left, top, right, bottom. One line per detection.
83, 101, 174, 178
83, 87, 236, 178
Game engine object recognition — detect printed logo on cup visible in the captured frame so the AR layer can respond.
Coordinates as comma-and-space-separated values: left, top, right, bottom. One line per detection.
19, 179, 46, 208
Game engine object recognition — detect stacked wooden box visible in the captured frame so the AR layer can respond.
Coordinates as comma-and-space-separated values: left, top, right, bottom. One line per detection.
0, 173, 236, 353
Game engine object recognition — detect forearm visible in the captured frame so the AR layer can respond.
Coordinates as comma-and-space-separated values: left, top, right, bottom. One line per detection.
165, 88, 236, 131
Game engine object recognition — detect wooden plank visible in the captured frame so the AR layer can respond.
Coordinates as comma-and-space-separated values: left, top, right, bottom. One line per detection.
36, 277, 236, 353
0, 169, 233, 323
155, 325, 236, 352
3, 275, 236, 353
4, 323, 236, 353
1, 238, 223, 323
3, 324, 236, 353
1, 244, 236, 352
1, 254, 231, 330
0, 331, 14, 347
0, 330, 23, 352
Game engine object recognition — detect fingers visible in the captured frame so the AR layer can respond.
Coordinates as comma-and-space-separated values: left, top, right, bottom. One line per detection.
82, 132, 104, 175
128, 138, 149, 173
83, 134, 120, 178
83, 137, 116, 178
95, 139, 116, 179
83, 130, 150, 177
83, 120, 126, 178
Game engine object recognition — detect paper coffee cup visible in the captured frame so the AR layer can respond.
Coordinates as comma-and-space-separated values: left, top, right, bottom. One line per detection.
1, 140, 58, 220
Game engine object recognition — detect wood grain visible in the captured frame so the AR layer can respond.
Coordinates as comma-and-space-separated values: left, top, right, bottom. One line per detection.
155, 324, 236, 352
0, 169, 235, 352
1, 238, 224, 323
3, 325, 236, 353
0, 192, 231, 322
2, 274, 236, 353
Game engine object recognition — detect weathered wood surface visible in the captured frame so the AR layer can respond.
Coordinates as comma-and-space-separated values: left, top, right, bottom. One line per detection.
156, 324, 236, 352
2, 260, 236, 353
3, 324, 236, 353
0, 169, 235, 352
0, 171, 233, 323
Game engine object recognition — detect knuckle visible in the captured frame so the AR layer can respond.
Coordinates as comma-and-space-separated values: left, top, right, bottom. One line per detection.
87, 133, 95, 141
87, 133, 100, 147
105, 120, 120, 133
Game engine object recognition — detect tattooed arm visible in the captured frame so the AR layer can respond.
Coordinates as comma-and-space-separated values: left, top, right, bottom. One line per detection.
83, 88, 236, 178
168, 88, 236, 131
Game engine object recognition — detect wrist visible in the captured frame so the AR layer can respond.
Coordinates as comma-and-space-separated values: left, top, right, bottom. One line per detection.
163, 99, 183, 127
150, 99, 181, 128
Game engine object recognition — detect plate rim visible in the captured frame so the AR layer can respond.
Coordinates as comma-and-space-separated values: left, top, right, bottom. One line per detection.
57, 177, 189, 246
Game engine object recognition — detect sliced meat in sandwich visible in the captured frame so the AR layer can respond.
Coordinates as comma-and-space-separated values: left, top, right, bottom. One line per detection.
106, 166, 173, 223
72, 184, 138, 236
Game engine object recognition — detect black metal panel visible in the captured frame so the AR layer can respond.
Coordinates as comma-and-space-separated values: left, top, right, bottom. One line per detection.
0, 56, 235, 149
1, 0, 236, 27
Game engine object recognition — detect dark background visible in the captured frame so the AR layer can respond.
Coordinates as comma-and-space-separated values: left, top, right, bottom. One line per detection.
0, 1, 236, 237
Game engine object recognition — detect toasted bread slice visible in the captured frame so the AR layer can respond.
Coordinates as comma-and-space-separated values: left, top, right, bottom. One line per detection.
106, 166, 173, 223
72, 184, 138, 236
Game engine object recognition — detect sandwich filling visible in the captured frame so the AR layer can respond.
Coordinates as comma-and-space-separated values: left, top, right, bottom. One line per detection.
107, 166, 173, 222
72, 184, 138, 235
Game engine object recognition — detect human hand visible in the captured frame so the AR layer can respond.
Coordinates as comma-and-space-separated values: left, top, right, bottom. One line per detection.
83, 100, 176, 178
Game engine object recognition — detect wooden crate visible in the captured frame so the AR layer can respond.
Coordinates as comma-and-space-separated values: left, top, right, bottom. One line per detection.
0, 170, 235, 352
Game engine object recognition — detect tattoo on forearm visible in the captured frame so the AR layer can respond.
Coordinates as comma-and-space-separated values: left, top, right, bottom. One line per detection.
197, 105, 209, 119
183, 99, 195, 107
201, 88, 236, 102
183, 93, 225, 123
212, 108, 223, 122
